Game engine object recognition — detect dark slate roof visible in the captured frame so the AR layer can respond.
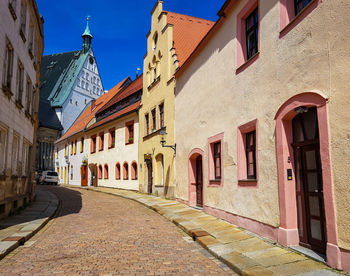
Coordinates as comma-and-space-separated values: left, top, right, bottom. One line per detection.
40, 50, 81, 101
38, 98, 63, 131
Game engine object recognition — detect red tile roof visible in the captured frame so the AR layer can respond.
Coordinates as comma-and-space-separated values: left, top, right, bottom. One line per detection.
165, 11, 215, 66
56, 77, 130, 143
87, 101, 141, 131
97, 74, 143, 114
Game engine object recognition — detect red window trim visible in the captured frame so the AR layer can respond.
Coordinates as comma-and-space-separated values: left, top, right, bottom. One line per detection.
279, 0, 322, 38
99, 132, 104, 151
104, 164, 109, 179
237, 119, 259, 188
131, 161, 138, 180
91, 135, 97, 154
108, 127, 116, 149
208, 132, 224, 187
115, 163, 121, 180
236, 0, 259, 74
125, 120, 134, 145
123, 162, 129, 180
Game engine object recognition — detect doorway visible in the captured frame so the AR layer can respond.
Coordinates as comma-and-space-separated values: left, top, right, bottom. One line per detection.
195, 155, 203, 207
81, 165, 88, 186
292, 107, 326, 254
147, 161, 153, 194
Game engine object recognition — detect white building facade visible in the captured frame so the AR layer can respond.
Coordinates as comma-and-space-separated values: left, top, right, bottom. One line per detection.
0, 0, 44, 217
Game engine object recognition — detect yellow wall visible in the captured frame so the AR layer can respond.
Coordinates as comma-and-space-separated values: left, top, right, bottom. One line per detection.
138, 1, 177, 198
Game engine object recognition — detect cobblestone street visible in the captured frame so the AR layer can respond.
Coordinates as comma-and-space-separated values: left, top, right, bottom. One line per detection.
0, 186, 235, 275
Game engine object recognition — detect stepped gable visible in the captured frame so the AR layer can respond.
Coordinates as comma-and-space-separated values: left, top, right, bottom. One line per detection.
56, 76, 130, 142
165, 11, 215, 66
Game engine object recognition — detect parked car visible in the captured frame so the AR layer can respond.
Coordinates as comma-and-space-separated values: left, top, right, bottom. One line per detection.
40, 171, 59, 185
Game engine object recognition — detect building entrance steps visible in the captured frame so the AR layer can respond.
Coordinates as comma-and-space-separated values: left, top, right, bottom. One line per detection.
0, 186, 59, 260
63, 184, 343, 276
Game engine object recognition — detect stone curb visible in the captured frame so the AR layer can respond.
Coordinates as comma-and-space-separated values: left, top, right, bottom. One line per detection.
63, 185, 342, 276
0, 189, 60, 260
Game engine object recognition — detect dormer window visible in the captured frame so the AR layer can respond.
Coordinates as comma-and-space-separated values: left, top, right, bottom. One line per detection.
152, 32, 158, 51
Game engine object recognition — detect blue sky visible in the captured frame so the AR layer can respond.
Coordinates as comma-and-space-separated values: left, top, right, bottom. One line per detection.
36, 0, 225, 90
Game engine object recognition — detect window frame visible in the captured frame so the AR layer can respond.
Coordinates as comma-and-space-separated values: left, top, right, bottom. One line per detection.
91, 135, 97, 154
108, 128, 115, 149
236, 0, 259, 74
3, 39, 14, 92
131, 161, 138, 180
99, 132, 104, 151
123, 162, 129, 180
208, 132, 224, 187
151, 108, 156, 131
16, 59, 24, 106
125, 120, 134, 145
98, 165, 102, 179
80, 137, 84, 153
115, 163, 121, 180
104, 164, 109, 179
245, 7, 259, 60
237, 119, 259, 187
145, 113, 149, 136
159, 102, 164, 129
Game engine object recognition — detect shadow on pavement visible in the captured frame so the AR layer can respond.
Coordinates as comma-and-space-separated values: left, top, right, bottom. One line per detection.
0, 185, 82, 231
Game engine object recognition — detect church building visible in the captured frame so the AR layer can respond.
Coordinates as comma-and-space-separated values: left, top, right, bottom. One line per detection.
36, 19, 104, 172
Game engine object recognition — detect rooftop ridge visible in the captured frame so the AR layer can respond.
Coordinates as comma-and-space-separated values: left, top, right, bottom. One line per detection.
43, 50, 81, 58
164, 10, 215, 24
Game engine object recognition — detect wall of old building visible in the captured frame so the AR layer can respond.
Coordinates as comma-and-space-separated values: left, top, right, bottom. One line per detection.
0, 0, 43, 218
138, 1, 176, 198
175, 0, 350, 271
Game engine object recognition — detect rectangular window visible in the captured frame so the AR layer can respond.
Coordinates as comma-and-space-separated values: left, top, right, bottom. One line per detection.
31, 86, 36, 117
74, 140, 77, 155
16, 60, 24, 105
80, 138, 84, 153
125, 121, 134, 144
12, 135, 19, 175
246, 131, 256, 179
70, 141, 73, 155
109, 128, 115, 148
151, 109, 156, 131
99, 132, 104, 151
91, 136, 96, 153
246, 7, 259, 60
294, 0, 312, 15
20, 0, 26, 41
3, 39, 14, 90
22, 142, 28, 176
64, 144, 67, 156
0, 127, 8, 173
208, 133, 224, 186
28, 21, 34, 57
145, 113, 149, 136
213, 142, 221, 180
25, 76, 32, 113
238, 119, 258, 186
159, 103, 164, 128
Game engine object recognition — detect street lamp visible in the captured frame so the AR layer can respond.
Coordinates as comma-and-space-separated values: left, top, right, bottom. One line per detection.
159, 129, 176, 154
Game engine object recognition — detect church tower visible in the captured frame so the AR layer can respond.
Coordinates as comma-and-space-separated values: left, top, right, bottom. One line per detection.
82, 17, 93, 53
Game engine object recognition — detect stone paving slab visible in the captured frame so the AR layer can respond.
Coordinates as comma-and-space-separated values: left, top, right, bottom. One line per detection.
0, 187, 59, 260
64, 185, 343, 276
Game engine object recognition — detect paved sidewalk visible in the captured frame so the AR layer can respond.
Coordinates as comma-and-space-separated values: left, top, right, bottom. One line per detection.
0, 186, 59, 259
64, 184, 344, 276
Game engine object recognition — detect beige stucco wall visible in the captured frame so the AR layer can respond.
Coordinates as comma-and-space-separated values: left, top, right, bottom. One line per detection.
138, 2, 176, 198
175, 0, 350, 251
87, 113, 139, 191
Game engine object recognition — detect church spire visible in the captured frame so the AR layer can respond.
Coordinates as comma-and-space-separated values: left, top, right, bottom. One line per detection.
82, 17, 93, 54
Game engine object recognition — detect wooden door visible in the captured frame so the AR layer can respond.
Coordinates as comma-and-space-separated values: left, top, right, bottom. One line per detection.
81, 165, 87, 186
292, 107, 326, 254
147, 162, 153, 194
195, 156, 203, 207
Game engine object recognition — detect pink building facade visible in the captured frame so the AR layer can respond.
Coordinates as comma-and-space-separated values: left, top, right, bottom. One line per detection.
0, 0, 44, 218
174, 0, 350, 272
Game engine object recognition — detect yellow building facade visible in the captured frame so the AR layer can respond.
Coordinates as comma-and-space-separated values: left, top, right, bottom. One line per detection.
138, 1, 176, 198
138, 1, 214, 198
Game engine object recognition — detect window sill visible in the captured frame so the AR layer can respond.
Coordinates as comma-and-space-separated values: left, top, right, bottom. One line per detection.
208, 179, 223, 187
123, 178, 129, 180
125, 141, 134, 145
19, 30, 26, 43
147, 76, 161, 91
91, 151, 96, 154
2, 85, 13, 99
238, 179, 258, 187
143, 127, 166, 141
15, 100, 23, 110
108, 146, 115, 149
236, 52, 259, 75
99, 149, 104, 152
8, 3, 17, 21
279, 0, 319, 38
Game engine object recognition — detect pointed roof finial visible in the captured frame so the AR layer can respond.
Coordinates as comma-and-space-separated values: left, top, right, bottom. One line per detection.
82, 16, 93, 38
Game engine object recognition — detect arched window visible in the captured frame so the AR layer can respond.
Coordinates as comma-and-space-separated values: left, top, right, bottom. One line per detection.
152, 32, 158, 51
115, 163, 121, 180
98, 165, 102, 179
123, 162, 129, 180
104, 164, 109, 179
131, 162, 138, 180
